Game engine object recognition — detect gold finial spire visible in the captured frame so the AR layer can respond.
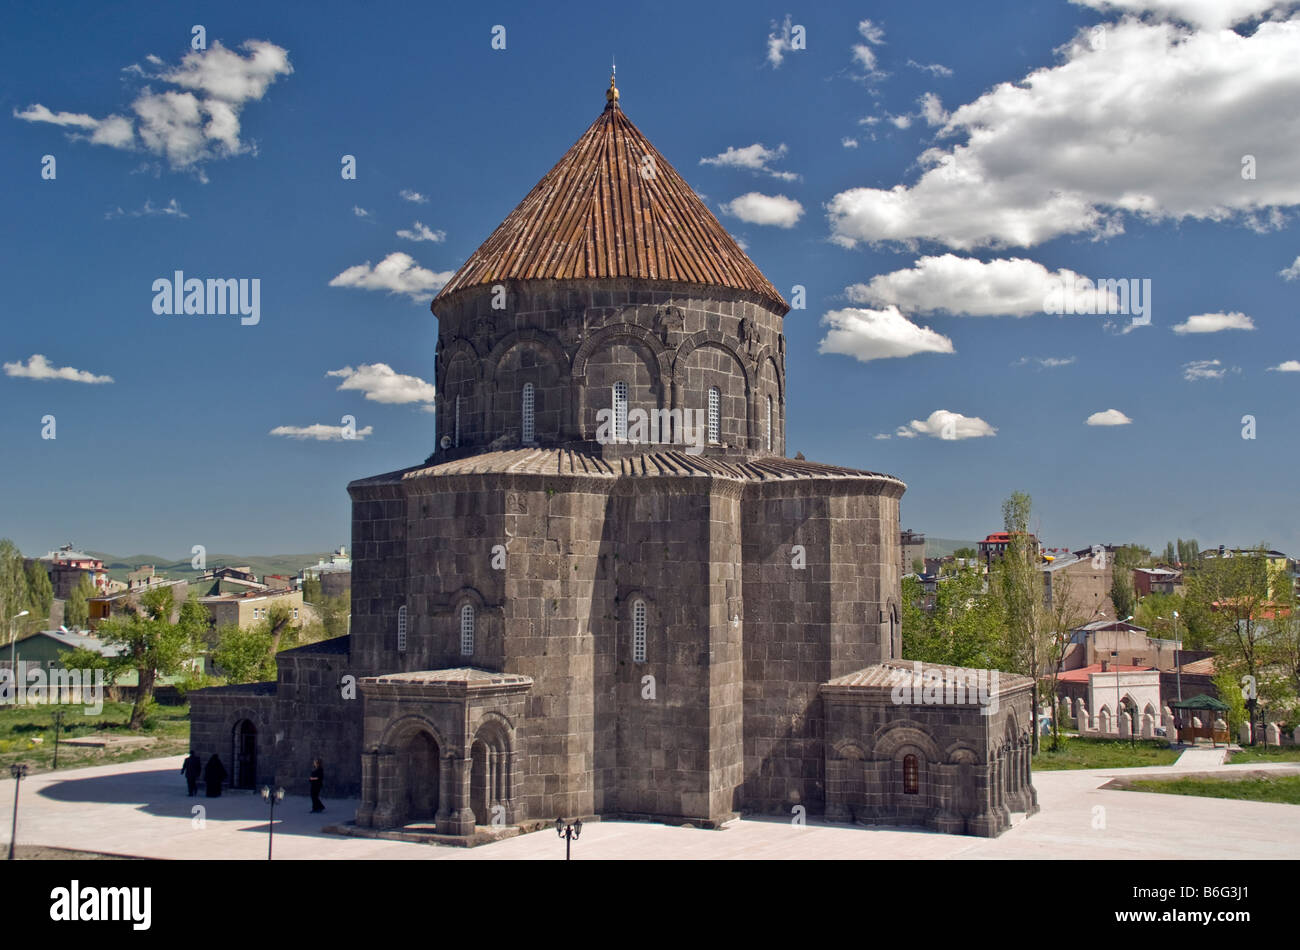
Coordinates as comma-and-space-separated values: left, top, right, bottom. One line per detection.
606, 58, 619, 109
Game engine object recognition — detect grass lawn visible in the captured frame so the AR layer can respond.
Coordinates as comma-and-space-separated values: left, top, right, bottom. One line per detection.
1122, 774, 1300, 805
1227, 744, 1300, 764
0, 701, 189, 776
1032, 734, 1181, 770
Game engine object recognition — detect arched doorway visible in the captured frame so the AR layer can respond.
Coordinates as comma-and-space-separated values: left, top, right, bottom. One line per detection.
233, 720, 257, 789
470, 739, 489, 825
400, 731, 440, 823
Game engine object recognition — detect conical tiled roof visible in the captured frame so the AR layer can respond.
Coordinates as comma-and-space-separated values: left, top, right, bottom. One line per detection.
434, 92, 787, 312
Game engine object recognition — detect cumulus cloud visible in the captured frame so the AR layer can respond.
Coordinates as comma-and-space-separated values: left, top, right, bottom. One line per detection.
767, 15, 798, 68
1279, 256, 1300, 280
353, 206, 370, 218
818, 307, 955, 362
395, 221, 446, 243
1070, 0, 1300, 29
827, 18, 1300, 250
400, 189, 429, 203
720, 192, 804, 228
1182, 359, 1231, 381
14, 40, 292, 176
700, 143, 798, 181
897, 410, 997, 440
842, 137, 859, 149
847, 254, 1121, 317
328, 252, 453, 301
1171, 311, 1255, 334
1086, 409, 1133, 425
1268, 359, 1300, 371
104, 198, 188, 220
269, 423, 373, 442
851, 19, 887, 76
3, 354, 113, 383
326, 363, 436, 405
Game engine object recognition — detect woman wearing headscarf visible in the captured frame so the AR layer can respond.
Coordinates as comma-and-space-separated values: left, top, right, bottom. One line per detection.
204, 753, 227, 797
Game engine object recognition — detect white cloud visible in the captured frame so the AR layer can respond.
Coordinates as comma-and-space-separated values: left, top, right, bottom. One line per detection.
851, 19, 887, 77
898, 410, 997, 440
269, 423, 373, 442
907, 59, 954, 78
919, 92, 949, 127
396, 221, 446, 242
767, 15, 796, 68
888, 114, 912, 130
1183, 359, 1230, 381
1015, 356, 1077, 368
1268, 359, 1300, 372
873, 433, 893, 439
720, 192, 804, 228
827, 18, 1300, 250
847, 254, 1121, 317
842, 137, 859, 149
700, 143, 798, 181
1070, 0, 1300, 29
327, 363, 436, 405
353, 206, 370, 218
14, 40, 291, 175
400, 189, 429, 203
104, 198, 188, 219
3, 354, 113, 384
1086, 408, 1133, 425
328, 252, 453, 301
1171, 311, 1255, 334
1279, 256, 1300, 280
818, 306, 955, 362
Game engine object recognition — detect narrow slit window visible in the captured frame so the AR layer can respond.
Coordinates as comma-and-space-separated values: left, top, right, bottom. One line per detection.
707, 387, 720, 444
613, 381, 628, 442
521, 382, 535, 443
766, 395, 773, 452
454, 394, 463, 448
632, 599, 647, 662
460, 603, 475, 656
903, 754, 919, 795
397, 605, 407, 654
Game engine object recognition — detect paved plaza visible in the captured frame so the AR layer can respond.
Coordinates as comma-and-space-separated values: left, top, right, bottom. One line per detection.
1, 753, 1296, 860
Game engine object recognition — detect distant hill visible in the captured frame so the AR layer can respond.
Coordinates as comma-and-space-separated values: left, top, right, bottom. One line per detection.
922, 537, 980, 558
86, 551, 331, 583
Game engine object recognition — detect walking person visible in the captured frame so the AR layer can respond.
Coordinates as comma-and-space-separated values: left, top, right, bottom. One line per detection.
309, 758, 325, 813
204, 753, 227, 797
181, 749, 202, 797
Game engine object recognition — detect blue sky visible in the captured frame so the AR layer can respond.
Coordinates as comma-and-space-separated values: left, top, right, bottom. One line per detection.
1, 0, 1297, 559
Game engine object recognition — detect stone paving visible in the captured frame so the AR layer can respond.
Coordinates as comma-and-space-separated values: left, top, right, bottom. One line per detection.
1, 754, 1296, 860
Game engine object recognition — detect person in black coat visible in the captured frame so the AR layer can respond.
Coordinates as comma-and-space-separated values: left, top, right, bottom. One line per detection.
181, 750, 202, 797
309, 758, 325, 813
204, 754, 227, 797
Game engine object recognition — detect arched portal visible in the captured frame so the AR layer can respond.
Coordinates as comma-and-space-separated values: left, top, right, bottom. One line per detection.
401, 730, 440, 823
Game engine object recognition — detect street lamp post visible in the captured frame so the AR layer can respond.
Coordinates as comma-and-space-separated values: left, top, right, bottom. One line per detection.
555, 817, 582, 860
8, 764, 28, 860
261, 786, 285, 860
7, 611, 30, 697
52, 710, 63, 770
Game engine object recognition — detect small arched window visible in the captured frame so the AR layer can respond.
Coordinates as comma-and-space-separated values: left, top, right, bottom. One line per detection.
612, 381, 628, 441
632, 599, 647, 662
397, 605, 407, 654
903, 754, 919, 795
521, 383, 535, 444
765, 394, 773, 452
707, 387, 721, 444
454, 394, 463, 448
460, 603, 475, 656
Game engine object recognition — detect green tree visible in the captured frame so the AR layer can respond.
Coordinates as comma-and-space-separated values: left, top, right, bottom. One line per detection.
211, 623, 277, 684
0, 539, 32, 630
24, 560, 54, 622
97, 587, 204, 729
1211, 668, 1247, 733
1108, 545, 1146, 621
318, 591, 351, 640
953, 546, 977, 560
63, 573, 97, 629
302, 575, 322, 604
1038, 567, 1094, 750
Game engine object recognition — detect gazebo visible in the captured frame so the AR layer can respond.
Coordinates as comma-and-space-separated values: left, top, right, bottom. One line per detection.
1171, 694, 1231, 746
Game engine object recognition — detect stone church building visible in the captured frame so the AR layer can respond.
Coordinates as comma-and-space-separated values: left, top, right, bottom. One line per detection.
191, 76, 1037, 839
